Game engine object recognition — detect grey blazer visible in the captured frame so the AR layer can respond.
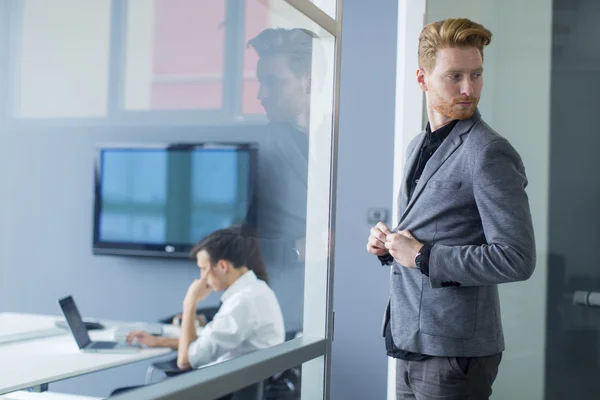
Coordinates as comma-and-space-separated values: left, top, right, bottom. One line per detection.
382, 109, 535, 357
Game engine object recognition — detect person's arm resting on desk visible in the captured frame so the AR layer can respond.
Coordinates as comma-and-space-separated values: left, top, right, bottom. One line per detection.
126, 330, 179, 349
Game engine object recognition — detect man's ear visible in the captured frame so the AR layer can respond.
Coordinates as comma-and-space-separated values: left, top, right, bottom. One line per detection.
215, 259, 229, 273
416, 68, 428, 91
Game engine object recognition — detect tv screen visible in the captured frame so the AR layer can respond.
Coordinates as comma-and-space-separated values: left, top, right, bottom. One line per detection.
93, 143, 256, 258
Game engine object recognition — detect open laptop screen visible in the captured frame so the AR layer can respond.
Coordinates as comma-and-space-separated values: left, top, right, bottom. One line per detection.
58, 296, 92, 349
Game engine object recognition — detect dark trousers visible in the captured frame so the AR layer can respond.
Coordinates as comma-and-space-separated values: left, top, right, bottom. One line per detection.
396, 353, 502, 400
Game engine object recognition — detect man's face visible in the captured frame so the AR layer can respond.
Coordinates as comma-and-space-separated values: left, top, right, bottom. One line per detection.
420, 47, 483, 120
256, 54, 310, 122
196, 250, 226, 292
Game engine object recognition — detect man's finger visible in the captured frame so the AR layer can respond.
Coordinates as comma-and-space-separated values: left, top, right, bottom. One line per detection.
376, 222, 392, 235
386, 233, 400, 242
369, 235, 385, 249
398, 230, 414, 239
370, 227, 387, 242
367, 244, 388, 256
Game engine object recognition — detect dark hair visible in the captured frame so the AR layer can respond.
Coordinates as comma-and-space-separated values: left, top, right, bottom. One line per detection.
190, 225, 269, 285
247, 28, 319, 78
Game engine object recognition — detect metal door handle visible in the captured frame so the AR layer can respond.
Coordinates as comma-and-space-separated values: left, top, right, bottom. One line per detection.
573, 291, 600, 307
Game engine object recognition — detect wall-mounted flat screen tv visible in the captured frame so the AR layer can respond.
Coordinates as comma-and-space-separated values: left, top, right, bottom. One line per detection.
93, 143, 256, 258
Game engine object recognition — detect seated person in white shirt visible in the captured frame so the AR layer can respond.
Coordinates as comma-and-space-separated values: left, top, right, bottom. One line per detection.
126, 225, 286, 370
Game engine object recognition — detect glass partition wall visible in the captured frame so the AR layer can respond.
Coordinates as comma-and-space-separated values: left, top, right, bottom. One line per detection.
0, 0, 341, 399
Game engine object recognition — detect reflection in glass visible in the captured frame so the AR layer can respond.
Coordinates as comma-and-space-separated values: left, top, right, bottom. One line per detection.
114, 0, 335, 384
4, 0, 336, 396
246, 18, 334, 335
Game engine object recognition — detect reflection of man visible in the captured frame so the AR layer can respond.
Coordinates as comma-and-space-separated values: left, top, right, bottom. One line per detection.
126, 226, 285, 370
246, 28, 320, 331
367, 18, 535, 398
250, 27, 317, 132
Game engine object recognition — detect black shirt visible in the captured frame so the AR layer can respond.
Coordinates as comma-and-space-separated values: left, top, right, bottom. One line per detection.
384, 120, 458, 361
408, 120, 458, 200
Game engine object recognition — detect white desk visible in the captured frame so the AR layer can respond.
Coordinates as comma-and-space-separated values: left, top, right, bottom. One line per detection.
0, 313, 173, 395
0, 391, 102, 400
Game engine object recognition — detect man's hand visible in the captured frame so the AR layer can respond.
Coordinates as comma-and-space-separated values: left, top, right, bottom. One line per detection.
385, 230, 423, 268
367, 222, 392, 256
125, 330, 158, 347
183, 272, 212, 307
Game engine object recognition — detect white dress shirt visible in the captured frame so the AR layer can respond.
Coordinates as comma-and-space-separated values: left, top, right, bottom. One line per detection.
188, 270, 285, 368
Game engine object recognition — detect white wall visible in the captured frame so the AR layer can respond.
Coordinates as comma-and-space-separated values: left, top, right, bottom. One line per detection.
423, 1, 552, 399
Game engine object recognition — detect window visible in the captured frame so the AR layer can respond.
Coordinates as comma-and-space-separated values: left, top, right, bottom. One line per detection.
106, 0, 340, 398
124, 0, 227, 111
14, 0, 111, 118
9, 0, 333, 122
2, 0, 340, 398
310, 0, 337, 19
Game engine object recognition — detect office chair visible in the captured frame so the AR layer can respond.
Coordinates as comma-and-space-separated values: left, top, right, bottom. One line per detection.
145, 357, 184, 384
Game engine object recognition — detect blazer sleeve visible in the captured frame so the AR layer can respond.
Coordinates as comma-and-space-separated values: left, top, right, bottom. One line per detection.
428, 139, 536, 288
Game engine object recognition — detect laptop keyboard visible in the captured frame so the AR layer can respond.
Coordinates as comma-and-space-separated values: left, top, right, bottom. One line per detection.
89, 341, 116, 349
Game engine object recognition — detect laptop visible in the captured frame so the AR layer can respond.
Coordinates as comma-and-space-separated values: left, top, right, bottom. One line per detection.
57, 295, 141, 353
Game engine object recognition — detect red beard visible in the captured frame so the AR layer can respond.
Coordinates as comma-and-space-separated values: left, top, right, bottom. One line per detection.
433, 96, 479, 120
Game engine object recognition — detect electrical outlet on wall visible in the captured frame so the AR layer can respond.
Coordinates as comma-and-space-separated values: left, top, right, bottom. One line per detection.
367, 208, 389, 225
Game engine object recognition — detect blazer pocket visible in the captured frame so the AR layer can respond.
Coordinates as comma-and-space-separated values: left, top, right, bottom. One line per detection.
427, 180, 462, 190
420, 285, 477, 339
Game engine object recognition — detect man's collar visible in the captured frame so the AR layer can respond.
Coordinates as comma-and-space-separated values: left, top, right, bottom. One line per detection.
426, 119, 459, 140
221, 270, 258, 303
425, 108, 481, 137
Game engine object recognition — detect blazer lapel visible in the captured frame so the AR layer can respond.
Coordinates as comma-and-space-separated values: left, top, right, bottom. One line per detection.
399, 110, 481, 222
397, 131, 426, 220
